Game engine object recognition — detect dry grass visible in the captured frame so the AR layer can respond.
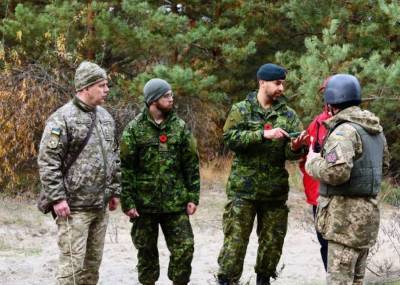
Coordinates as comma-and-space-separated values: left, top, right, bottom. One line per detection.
201, 157, 304, 191
286, 161, 304, 192
200, 155, 232, 191
380, 179, 400, 207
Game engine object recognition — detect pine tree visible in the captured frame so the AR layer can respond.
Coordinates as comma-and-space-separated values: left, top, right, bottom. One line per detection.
1, 0, 400, 191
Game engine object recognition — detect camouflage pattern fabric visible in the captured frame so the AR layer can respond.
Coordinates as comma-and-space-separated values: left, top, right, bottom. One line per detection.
305, 106, 390, 190
56, 209, 109, 285
306, 106, 391, 284
74, 61, 107, 92
38, 96, 121, 210
218, 92, 302, 282
315, 196, 380, 249
218, 198, 288, 282
327, 241, 368, 285
131, 213, 194, 285
120, 107, 200, 213
306, 106, 390, 248
223, 92, 304, 202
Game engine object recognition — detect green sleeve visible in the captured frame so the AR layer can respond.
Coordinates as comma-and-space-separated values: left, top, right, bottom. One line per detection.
285, 111, 306, 160
120, 122, 138, 211
181, 126, 200, 205
223, 105, 264, 151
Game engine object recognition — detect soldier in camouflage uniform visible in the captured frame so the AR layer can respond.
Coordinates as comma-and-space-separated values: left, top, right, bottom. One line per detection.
120, 78, 200, 285
38, 61, 121, 285
217, 64, 306, 285
306, 74, 390, 285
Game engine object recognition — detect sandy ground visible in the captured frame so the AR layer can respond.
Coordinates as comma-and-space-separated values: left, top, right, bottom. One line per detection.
0, 172, 399, 285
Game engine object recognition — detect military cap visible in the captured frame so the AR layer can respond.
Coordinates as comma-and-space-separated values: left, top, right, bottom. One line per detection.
256, 63, 286, 81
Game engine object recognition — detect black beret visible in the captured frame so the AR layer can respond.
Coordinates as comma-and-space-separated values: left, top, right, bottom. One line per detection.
256, 63, 286, 81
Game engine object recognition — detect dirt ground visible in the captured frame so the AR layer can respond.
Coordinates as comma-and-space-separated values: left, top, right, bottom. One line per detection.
0, 168, 399, 285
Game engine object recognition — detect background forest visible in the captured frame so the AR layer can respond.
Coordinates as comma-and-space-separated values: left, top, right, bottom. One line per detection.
1, 0, 400, 193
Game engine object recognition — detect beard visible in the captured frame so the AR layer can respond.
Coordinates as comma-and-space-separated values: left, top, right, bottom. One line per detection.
266, 91, 282, 102
155, 101, 173, 114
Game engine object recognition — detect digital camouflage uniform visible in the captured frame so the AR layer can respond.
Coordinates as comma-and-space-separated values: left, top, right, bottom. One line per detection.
218, 92, 304, 282
38, 96, 121, 285
120, 107, 200, 285
306, 106, 390, 285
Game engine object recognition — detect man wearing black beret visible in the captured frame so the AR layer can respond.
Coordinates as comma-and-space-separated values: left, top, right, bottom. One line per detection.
217, 63, 306, 285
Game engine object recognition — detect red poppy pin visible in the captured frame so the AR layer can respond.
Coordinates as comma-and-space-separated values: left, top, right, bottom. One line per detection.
264, 124, 272, 130
159, 134, 168, 143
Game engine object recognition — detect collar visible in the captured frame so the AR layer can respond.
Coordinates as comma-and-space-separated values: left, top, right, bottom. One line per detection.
142, 107, 175, 129
73, 96, 96, 112
246, 91, 287, 115
323, 106, 361, 129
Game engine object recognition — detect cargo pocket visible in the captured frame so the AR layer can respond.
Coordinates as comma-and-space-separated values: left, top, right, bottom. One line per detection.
315, 198, 331, 236
100, 120, 113, 141
136, 180, 156, 208
339, 246, 354, 267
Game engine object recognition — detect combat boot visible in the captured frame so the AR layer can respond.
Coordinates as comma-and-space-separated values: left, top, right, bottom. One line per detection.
256, 274, 270, 285
217, 278, 230, 285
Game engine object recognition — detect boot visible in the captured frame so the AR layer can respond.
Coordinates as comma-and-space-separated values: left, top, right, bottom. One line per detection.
217, 278, 230, 285
256, 274, 270, 285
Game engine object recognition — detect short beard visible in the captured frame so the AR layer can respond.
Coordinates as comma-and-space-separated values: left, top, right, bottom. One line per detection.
155, 102, 173, 114
267, 92, 281, 102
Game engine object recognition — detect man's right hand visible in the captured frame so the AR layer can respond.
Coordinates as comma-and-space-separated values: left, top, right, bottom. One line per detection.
53, 200, 70, 218
125, 208, 140, 218
264, 128, 289, 140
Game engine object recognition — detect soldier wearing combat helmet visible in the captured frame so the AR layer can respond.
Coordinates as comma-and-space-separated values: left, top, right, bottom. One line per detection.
38, 61, 121, 284
306, 74, 390, 284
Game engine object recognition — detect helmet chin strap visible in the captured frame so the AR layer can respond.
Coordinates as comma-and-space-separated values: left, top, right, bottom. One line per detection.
328, 105, 342, 116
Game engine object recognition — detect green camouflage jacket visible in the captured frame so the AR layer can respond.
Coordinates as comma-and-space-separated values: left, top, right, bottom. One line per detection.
306, 106, 390, 248
38, 96, 121, 211
224, 92, 304, 201
120, 108, 200, 213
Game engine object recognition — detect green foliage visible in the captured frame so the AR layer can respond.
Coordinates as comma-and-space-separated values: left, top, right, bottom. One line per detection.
277, 0, 400, 179
130, 64, 226, 103
1, 0, 400, 191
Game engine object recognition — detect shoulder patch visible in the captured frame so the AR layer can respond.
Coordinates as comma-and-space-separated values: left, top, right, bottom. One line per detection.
51, 127, 61, 136
48, 130, 61, 149
325, 149, 338, 163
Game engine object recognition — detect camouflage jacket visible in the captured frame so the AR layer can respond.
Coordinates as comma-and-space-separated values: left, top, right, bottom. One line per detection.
120, 108, 200, 214
38, 96, 121, 211
224, 92, 304, 201
306, 106, 390, 248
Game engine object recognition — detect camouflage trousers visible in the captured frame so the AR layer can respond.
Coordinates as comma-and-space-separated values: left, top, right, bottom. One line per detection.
218, 198, 288, 282
130, 212, 194, 285
56, 209, 109, 285
327, 241, 369, 285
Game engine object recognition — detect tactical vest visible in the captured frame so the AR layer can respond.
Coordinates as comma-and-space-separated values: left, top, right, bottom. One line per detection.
319, 122, 384, 197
